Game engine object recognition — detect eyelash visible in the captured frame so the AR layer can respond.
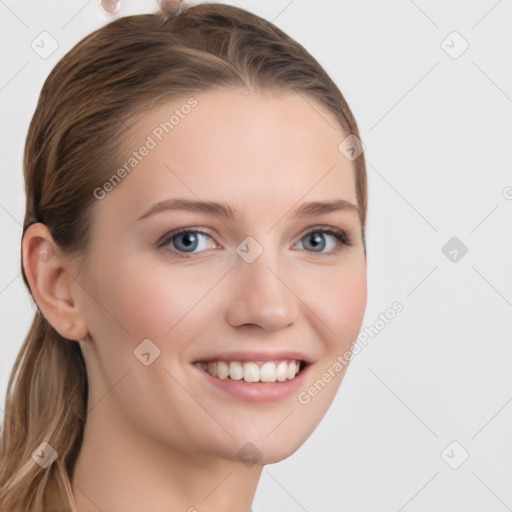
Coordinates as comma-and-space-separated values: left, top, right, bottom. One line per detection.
157, 225, 353, 259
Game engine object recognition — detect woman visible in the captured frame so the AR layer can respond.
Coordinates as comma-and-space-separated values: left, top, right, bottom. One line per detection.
0, 3, 368, 511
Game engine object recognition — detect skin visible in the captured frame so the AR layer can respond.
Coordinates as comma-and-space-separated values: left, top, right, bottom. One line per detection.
23, 87, 367, 512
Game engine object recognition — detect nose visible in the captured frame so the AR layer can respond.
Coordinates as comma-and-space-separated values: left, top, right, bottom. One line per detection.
224, 245, 300, 332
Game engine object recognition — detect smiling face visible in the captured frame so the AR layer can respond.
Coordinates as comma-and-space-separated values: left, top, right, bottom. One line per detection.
74, 87, 367, 465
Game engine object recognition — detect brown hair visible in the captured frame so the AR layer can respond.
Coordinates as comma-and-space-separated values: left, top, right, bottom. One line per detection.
0, 3, 367, 510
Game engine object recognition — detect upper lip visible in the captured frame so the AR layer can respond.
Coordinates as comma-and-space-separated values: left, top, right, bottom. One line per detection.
193, 350, 314, 364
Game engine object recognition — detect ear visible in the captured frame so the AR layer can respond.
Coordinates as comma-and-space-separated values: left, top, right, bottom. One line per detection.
22, 222, 88, 342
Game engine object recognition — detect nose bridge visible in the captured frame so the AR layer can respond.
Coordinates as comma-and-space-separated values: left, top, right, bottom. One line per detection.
225, 235, 299, 330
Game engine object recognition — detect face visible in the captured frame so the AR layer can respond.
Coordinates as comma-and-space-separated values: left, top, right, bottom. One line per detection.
74, 87, 367, 465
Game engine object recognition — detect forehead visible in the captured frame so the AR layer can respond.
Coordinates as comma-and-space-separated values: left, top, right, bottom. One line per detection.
98, 88, 357, 222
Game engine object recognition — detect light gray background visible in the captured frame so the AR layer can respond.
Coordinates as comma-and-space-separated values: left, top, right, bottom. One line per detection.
1, 1, 511, 511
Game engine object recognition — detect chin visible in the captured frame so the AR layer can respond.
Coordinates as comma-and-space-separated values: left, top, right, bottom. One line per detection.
246, 433, 311, 466
257, 446, 302, 465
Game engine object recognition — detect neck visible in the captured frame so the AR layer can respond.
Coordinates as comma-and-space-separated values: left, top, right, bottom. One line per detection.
69, 402, 261, 512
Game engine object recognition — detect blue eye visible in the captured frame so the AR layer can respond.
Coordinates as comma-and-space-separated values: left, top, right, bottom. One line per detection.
296, 228, 352, 254
160, 229, 214, 255
157, 226, 352, 258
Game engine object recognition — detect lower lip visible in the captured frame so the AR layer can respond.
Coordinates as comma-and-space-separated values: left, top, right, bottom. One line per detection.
193, 363, 312, 403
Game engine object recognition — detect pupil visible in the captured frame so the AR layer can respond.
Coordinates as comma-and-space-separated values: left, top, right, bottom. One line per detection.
176, 233, 197, 252
307, 232, 325, 251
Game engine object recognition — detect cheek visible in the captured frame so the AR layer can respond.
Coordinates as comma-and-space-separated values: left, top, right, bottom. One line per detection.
90, 253, 226, 346
334, 270, 367, 332
102, 262, 198, 338
304, 258, 367, 348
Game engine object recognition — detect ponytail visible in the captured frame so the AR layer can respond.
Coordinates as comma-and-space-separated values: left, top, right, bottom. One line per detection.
0, 310, 87, 511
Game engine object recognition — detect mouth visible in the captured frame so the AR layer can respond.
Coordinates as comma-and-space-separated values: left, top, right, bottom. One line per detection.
192, 359, 309, 383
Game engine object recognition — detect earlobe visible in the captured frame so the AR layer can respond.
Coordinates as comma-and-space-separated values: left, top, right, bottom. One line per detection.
22, 223, 88, 342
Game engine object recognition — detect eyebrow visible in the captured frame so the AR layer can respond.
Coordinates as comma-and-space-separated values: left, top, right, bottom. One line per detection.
137, 198, 360, 222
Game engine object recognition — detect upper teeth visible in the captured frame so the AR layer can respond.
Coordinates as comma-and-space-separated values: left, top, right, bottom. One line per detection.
194, 360, 302, 383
